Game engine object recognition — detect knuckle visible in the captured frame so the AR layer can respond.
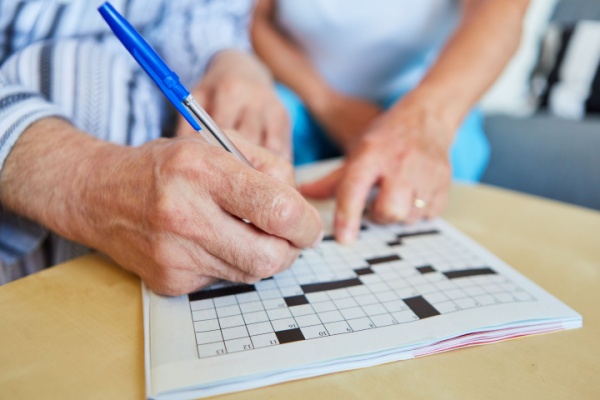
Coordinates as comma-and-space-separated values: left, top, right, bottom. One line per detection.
263, 192, 302, 233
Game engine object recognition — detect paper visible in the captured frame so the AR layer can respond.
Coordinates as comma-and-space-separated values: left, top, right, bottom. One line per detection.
143, 218, 581, 400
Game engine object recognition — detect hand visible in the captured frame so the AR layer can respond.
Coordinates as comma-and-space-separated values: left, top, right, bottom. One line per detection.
308, 91, 383, 150
78, 135, 322, 295
178, 50, 291, 160
300, 100, 453, 244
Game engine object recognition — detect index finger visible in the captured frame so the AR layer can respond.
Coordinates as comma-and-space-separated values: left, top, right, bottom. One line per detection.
211, 155, 324, 248
334, 156, 380, 244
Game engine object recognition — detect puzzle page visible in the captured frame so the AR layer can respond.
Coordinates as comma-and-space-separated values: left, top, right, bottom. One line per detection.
144, 218, 581, 400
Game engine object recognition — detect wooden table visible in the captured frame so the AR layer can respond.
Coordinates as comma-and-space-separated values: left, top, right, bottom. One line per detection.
1, 182, 599, 399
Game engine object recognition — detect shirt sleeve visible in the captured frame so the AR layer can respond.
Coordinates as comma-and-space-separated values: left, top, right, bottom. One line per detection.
148, 0, 254, 87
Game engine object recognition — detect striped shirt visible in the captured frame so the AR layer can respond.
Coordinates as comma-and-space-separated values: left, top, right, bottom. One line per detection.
0, 0, 253, 284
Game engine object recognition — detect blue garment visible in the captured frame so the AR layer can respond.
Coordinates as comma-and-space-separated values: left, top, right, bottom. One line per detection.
278, 84, 490, 182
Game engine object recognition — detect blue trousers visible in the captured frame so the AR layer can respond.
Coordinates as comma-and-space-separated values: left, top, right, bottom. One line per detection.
277, 84, 490, 182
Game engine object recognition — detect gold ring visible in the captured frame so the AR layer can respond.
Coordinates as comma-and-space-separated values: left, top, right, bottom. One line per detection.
414, 198, 427, 209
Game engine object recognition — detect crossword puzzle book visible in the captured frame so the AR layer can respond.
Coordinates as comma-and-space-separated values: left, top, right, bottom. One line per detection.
143, 218, 581, 400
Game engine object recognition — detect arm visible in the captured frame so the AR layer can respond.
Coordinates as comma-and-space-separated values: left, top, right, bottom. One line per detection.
302, 0, 530, 243
0, 118, 323, 295
251, 0, 382, 149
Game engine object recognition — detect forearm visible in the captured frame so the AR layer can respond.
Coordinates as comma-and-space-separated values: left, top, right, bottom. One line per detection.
250, 0, 330, 107
0, 118, 119, 247
395, 0, 529, 135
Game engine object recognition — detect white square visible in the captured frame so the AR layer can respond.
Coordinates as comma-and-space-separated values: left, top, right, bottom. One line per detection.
444, 289, 467, 300
190, 299, 214, 311
433, 301, 459, 313
192, 308, 216, 321
355, 294, 379, 306
267, 307, 292, 320
482, 284, 504, 294
414, 283, 437, 294
271, 318, 298, 331
243, 310, 269, 324
327, 288, 350, 299
251, 332, 279, 348
305, 292, 329, 303
295, 313, 321, 328
239, 301, 263, 313
340, 307, 366, 320
262, 298, 287, 310
423, 292, 448, 304
225, 337, 253, 353
333, 297, 358, 309
348, 317, 375, 332
391, 310, 418, 324
362, 303, 387, 316
236, 292, 260, 303
196, 329, 223, 345
290, 304, 314, 317
370, 313, 397, 328
221, 325, 248, 341
473, 294, 495, 306
324, 321, 352, 335
368, 283, 389, 293
198, 342, 226, 358
494, 293, 514, 303
358, 274, 382, 285
375, 291, 399, 303
312, 301, 336, 313
383, 300, 407, 313
455, 297, 479, 310
194, 318, 220, 333
216, 304, 241, 318
247, 321, 273, 336
347, 285, 370, 297
300, 324, 329, 339
463, 286, 486, 297
318, 310, 344, 323
395, 287, 418, 299
213, 295, 237, 307
219, 314, 245, 329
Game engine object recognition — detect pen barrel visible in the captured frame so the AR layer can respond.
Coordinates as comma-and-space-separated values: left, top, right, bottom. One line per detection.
184, 96, 254, 168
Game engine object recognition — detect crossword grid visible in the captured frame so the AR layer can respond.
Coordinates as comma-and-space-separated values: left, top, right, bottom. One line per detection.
188, 222, 536, 358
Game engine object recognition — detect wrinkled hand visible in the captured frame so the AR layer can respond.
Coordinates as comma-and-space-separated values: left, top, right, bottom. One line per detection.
178, 50, 291, 160
84, 135, 322, 295
300, 103, 453, 244
309, 91, 383, 150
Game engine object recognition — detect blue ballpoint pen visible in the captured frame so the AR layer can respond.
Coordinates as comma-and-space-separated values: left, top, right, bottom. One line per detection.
98, 2, 253, 167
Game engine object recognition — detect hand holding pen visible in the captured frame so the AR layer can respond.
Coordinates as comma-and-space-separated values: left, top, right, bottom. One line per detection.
95, 2, 322, 295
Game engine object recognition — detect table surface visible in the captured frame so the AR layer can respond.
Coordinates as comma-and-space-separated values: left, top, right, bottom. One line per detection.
1, 179, 599, 399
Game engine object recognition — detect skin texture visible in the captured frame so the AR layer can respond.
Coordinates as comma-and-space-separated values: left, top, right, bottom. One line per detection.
178, 50, 292, 160
251, 0, 530, 244
0, 117, 323, 296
